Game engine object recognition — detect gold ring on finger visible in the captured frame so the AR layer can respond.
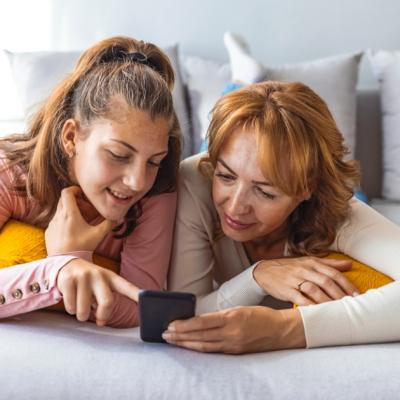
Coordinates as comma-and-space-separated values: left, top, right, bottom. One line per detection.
297, 280, 309, 291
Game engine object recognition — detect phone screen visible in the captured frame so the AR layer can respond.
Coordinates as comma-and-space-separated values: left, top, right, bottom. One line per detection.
139, 290, 196, 343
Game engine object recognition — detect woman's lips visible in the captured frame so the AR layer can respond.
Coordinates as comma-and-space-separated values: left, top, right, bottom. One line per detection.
224, 213, 255, 231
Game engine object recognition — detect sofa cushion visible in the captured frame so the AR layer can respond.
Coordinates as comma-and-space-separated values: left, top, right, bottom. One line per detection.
368, 50, 400, 201
3, 45, 193, 158
1, 310, 400, 399
182, 53, 362, 156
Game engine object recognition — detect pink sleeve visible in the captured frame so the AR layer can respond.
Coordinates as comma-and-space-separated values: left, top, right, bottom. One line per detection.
100, 192, 177, 328
0, 160, 79, 318
0, 255, 78, 318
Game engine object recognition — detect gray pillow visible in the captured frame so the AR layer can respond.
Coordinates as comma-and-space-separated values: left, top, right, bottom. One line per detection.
182, 52, 362, 157
5, 44, 192, 158
368, 49, 400, 201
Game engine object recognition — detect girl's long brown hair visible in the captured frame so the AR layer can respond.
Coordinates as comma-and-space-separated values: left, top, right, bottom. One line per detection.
0, 36, 181, 237
201, 81, 360, 256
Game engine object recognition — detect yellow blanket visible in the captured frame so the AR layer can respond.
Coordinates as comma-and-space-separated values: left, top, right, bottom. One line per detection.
0, 220, 394, 312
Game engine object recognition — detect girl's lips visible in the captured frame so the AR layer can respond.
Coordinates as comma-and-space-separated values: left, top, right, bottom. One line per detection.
106, 188, 134, 205
224, 213, 255, 231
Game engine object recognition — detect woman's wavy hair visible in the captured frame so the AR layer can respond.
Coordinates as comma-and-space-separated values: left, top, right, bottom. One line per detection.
0, 36, 181, 238
200, 80, 360, 256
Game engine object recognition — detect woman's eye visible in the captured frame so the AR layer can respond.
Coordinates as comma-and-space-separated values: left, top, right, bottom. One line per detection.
108, 151, 129, 162
255, 187, 276, 200
215, 172, 235, 182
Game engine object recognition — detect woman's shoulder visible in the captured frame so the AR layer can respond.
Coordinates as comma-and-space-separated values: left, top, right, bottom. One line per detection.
333, 197, 400, 250
179, 152, 212, 197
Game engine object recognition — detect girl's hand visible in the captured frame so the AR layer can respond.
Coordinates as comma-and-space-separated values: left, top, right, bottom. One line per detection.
253, 257, 359, 306
162, 306, 305, 354
57, 258, 140, 326
45, 186, 117, 255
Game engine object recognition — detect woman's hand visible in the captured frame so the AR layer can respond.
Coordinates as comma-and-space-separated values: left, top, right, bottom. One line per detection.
57, 258, 140, 326
253, 257, 359, 306
162, 306, 305, 354
45, 186, 117, 255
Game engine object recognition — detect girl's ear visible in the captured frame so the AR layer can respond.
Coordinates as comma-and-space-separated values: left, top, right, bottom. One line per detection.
61, 119, 78, 158
301, 190, 312, 202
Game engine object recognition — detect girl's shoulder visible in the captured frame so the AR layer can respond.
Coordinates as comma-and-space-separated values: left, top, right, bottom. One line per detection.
0, 151, 24, 190
0, 150, 36, 222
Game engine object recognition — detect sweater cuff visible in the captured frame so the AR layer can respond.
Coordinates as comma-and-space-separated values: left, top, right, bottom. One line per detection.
298, 300, 352, 348
54, 250, 94, 263
216, 262, 267, 309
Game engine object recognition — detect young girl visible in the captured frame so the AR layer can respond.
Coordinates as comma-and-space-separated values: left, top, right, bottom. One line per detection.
166, 35, 400, 353
0, 36, 181, 328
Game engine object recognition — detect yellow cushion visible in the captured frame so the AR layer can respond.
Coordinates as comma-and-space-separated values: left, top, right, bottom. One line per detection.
0, 220, 394, 311
292, 253, 393, 308
0, 219, 120, 312
325, 252, 393, 294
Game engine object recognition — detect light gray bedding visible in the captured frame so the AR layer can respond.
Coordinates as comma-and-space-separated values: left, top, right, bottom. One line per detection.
0, 311, 399, 400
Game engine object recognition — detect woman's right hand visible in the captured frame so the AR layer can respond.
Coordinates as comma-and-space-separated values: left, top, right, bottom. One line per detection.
57, 258, 140, 326
253, 256, 359, 306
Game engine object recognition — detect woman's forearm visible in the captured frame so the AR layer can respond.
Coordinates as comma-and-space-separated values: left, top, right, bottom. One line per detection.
298, 280, 400, 348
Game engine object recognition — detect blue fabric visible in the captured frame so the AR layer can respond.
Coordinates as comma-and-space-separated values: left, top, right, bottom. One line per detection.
200, 82, 243, 151
221, 82, 243, 95
354, 190, 369, 204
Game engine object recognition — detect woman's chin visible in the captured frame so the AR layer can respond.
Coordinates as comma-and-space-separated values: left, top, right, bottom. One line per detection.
221, 224, 254, 242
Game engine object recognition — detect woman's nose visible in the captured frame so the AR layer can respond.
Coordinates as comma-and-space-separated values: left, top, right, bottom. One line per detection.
226, 186, 251, 216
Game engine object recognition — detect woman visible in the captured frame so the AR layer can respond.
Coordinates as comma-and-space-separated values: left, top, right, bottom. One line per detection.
0, 36, 181, 328
167, 79, 400, 354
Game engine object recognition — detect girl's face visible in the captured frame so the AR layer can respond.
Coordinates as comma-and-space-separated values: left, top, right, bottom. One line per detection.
212, 129, 307, 244
64, 105, 170, 222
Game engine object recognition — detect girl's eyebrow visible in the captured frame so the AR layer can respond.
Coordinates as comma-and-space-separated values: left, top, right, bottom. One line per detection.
217, 158, 273, 186
110, 139, 168, 156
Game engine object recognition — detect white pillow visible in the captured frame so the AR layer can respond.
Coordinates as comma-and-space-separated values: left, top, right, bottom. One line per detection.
3, 45, 192, 158
181, 53, 362, 156
368, 49, 400, 201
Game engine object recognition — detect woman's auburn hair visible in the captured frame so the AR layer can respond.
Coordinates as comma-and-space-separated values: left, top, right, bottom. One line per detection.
200, 80, 360, 256
0, 36, 181, 237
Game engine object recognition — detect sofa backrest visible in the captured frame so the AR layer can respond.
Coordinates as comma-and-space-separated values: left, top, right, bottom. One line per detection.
356, 89, 382, 199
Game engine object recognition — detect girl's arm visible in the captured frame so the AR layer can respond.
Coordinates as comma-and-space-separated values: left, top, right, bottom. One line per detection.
0, 168, 80, 318
97, 192, 177, 328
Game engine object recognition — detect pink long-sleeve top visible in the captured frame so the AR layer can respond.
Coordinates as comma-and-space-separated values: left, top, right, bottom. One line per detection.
0, 156, 177, 327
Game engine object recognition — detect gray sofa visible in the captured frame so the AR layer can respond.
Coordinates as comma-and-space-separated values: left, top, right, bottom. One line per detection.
356, 89, 400, 224
1, 311, 399, 400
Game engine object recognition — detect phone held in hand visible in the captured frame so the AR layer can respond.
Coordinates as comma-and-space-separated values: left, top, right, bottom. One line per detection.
138, 290, 196, 343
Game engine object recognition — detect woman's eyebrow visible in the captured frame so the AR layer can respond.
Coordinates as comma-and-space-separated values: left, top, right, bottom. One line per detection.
110, 139, 168, 156
217, 158, 237, 175
217, 158, 272, 186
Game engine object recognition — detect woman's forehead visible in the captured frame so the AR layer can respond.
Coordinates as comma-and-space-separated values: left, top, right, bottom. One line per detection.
218, 130, 267, 179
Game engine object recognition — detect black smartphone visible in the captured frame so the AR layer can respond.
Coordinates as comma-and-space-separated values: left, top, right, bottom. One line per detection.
138, 290, 196, 343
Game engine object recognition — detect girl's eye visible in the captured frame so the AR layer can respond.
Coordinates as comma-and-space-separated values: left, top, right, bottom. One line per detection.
108, 151, 129, 162
148, 160, 161, 168
255, 186, 276, 200
215, 172, 235, 182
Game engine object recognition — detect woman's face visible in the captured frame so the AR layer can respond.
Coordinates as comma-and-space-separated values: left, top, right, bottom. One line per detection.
212, 129, 307, 244
65, 105, 169, 222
